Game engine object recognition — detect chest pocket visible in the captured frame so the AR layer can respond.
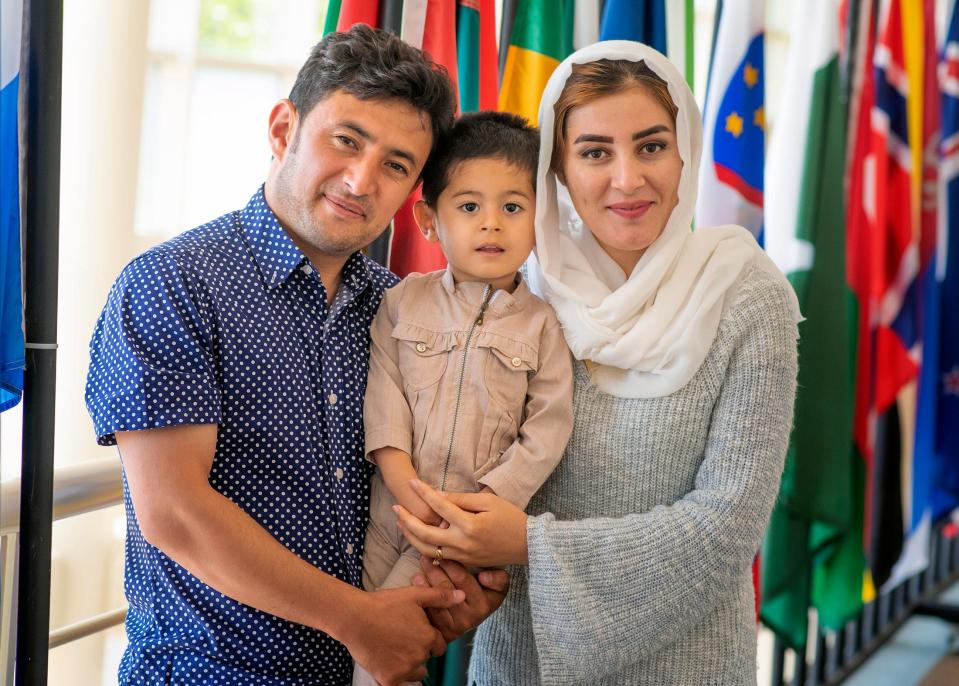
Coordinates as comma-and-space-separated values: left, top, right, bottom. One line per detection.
391, 321, 457, 463
391, 321, 454, 392
473, 334, 538, 478
479, 334, 538, 412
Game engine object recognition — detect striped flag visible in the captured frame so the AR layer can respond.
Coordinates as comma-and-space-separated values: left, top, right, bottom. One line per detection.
498, 0, 568, 126
571, 0, 601, 51
0, 0, 24, 412
760, 0, 863, 649
457, 0, 497, 112
695, 0, 765, 243
599, 0, 667, 53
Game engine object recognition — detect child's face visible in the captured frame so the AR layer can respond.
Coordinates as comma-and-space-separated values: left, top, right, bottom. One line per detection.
415, 157, 535, 292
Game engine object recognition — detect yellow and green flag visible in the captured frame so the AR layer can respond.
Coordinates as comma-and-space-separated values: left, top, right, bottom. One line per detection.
498, 0, 569, 125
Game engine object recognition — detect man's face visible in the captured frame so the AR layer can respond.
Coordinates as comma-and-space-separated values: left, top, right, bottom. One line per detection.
267, 90, 434, 259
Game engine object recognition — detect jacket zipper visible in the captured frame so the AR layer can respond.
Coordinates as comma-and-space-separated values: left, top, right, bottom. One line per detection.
440, 284, 493, 492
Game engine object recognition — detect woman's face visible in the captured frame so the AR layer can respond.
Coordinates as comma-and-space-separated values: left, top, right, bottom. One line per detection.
561, 85, 682, 275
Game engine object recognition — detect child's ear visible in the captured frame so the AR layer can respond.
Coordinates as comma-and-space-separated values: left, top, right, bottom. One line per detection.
412, 200, 439, 243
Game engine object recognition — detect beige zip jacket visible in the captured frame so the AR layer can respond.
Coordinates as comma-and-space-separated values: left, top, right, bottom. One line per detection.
364, 268, 573, 509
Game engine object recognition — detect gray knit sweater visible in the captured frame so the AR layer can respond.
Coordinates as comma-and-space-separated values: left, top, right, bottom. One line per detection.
468, 266, 799, 686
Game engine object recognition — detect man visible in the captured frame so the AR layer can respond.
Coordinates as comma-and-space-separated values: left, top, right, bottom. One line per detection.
86, 26, 507, 685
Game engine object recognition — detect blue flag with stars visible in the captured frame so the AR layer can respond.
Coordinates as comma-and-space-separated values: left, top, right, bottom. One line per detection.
695, 0, 765, 245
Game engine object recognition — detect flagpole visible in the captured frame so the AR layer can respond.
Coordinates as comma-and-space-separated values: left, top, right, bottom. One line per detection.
15, 0, 62, 682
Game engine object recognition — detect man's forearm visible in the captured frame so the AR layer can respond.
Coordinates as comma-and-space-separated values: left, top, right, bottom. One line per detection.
156, 485, 361, 642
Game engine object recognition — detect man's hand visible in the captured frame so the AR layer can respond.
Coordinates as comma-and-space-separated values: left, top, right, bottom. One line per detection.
339, 585, 464, 686
411, 557, 510, 643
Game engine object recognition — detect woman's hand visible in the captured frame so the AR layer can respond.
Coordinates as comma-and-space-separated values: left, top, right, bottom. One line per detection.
393, 479, 529, 567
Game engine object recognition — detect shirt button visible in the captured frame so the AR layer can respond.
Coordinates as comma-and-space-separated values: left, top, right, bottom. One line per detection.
328, 393, 337, 405
335, 467, 344, 481
415, 342, 428, 353
301, 264, 313, 274
346, 543, 354, 555
511, 356, 522, 367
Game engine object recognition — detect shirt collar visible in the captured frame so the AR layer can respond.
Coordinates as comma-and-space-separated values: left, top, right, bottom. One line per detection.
237, 186, 372, 295
440, 266, 529, 314
238, 186, 307, 288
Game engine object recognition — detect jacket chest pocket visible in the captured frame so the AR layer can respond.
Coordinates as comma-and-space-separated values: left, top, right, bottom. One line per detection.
391, 321, 455, 463
474, 336, 537, 477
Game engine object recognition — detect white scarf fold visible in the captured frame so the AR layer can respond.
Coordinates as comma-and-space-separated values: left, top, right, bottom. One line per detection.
527, 41, 800, 398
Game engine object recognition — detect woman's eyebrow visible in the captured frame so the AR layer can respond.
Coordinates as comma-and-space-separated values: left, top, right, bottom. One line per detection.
632, 125, 671, 140
573, 124, 671, 145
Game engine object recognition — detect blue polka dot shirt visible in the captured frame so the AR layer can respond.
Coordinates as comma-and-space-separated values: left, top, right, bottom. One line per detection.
86, 186, 398, 684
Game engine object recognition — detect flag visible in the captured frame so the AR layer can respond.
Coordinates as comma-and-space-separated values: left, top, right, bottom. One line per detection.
324, 0, 380, 35
498, 0, 568, 126
666, 0, 696, 89
0, 0, 24, 412
571, 0, 601, 52
389, 0, 459, 278
457, 0, 497, 112
760, 0, 863, 649
599, 0, 667, 54
884, 0, 945, 590
929, 0, 959, 522
695, 0, 765, 243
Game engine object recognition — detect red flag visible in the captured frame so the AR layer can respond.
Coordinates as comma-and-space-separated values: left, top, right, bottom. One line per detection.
336, 0, 379, 31
390, 0, 459, 278
478, 0, 499, 110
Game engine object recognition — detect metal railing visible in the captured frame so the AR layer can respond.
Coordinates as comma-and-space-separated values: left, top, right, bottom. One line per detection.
770, 518, 959, 685
0, 456, 126, 683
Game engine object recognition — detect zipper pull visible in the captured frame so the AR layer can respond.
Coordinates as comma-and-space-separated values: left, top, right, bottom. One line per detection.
474, 284, 493, 326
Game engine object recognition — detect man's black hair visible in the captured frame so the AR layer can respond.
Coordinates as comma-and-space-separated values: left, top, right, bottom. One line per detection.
288, 24, 456, 164
420, 111, 539, 207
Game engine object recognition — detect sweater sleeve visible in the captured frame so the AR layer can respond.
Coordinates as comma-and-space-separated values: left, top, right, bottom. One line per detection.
524, 278, 799, 684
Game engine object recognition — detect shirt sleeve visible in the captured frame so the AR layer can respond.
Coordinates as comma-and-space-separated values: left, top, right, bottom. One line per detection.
523, 278, 799, 684
478, 320, 573, 509
85, 249, 221, 446
363, 281, 415, 460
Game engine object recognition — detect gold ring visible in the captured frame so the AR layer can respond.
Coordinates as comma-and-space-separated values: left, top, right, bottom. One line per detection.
432, 546, 444, 566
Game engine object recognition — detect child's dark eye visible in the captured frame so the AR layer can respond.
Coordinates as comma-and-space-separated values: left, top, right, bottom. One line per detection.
460, 202, 479, 213
504, 202, 523, 214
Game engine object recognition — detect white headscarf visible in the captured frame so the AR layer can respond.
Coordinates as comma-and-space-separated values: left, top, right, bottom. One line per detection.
526, 40, 800, 398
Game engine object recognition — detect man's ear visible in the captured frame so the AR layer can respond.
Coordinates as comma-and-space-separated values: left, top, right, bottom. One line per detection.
412, 200, 439, 243
268, 99, 298, 162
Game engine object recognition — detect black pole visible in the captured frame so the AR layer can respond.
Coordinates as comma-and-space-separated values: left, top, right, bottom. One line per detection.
15, 0, 62, 683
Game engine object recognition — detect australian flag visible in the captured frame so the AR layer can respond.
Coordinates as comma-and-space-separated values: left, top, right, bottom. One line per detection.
917, 0, 959, 520
695, 0, 765, 245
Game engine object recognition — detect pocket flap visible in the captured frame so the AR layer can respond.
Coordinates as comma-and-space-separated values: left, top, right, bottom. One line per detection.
476, 332, 538, 372
391, 321, 456, 356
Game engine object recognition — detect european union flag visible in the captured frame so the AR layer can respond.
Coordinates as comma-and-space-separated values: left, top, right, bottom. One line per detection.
695, 0, 765, 244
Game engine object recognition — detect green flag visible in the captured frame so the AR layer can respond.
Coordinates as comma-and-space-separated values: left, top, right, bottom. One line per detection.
761, 0, 864, 649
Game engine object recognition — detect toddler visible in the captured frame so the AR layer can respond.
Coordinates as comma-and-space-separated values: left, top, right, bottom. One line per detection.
353, 112, 573, 686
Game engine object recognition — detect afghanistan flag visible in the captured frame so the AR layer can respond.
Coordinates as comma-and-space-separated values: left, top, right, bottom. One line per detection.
0, 0, 24, 412
499, 0, 568, 126
760, 0, 864, 649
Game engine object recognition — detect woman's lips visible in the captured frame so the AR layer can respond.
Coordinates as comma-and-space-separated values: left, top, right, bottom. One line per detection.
608, 201, 652, 220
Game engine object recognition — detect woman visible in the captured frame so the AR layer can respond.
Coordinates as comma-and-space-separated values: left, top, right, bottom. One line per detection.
394, 41, 800, 685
